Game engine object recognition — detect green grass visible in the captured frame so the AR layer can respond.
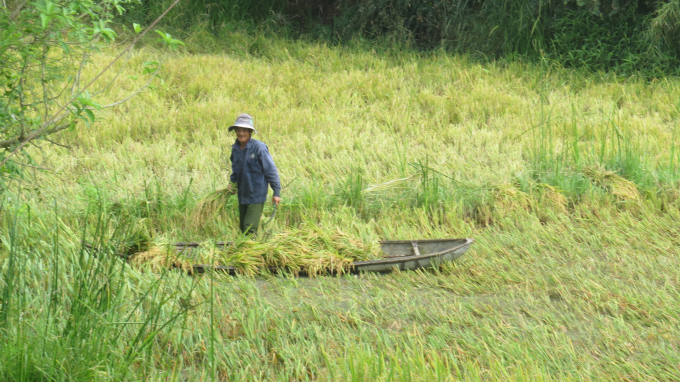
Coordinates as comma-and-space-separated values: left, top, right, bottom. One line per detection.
1, 38, 680, 380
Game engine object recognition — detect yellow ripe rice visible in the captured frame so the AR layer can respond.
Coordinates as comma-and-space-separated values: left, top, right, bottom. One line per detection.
129, 246, 192, 272
130, 224, 381, 276
583, 165, 640, 201
190, 188, 236, 227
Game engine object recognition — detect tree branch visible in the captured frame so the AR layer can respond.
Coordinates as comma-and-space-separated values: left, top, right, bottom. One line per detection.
71, 52, 88, 97
9, 0, 28, 20
13, 161, 51, 171
43, 120, 74, 135
41, 44, 50, 121
91, 48, 134, 97
98, 68, 160, 108
0, 0, 181, 168
43, 138, 71, 149
0, 119, 71, 149
0, 136, 24, 150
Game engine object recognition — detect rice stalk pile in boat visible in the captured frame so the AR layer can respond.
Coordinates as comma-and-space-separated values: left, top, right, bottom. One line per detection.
129, 246, 192, 272
130, 224, 381, 276
211, 224, 382, 276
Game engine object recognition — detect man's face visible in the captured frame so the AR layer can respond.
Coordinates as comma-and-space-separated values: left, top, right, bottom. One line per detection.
234, 127, 252, 144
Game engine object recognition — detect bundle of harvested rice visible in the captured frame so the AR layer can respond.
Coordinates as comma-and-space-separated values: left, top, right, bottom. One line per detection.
362, 176, 415, 193
583, 165, 640, 201
129, 246, 192, 272
493, 184, 532, 213
205, 224, 381, 276
536, 183, 567, 212
128, 224, 382, 276
191, 187, 236, 226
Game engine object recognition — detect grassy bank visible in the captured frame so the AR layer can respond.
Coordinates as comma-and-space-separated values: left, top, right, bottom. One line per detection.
1, 41, 679, 380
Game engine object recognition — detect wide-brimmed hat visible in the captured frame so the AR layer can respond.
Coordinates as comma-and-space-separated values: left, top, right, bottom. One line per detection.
228, 113, 258, 134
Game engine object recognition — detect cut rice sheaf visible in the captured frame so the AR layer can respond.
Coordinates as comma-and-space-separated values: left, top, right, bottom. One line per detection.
213, 225, 379, 276
583, 165, 640, 201
130, 247, 192, 272
130, 224, 381, 276
191, 187, 236, 227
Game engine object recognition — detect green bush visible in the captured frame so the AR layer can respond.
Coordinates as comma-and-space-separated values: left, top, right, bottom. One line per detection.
551, 6, 680, 74
118, 0, 680, 75
334, 0, 555, 56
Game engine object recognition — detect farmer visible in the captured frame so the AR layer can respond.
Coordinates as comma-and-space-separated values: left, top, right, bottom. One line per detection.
228, 113, 281, 236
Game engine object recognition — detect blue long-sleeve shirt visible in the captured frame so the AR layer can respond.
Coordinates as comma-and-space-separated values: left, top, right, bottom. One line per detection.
230, 139, 281, 205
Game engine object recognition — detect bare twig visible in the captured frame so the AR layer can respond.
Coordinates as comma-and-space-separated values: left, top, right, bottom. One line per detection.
41, 44, 50, 121
71, 52, 88, 97
13, 162, 51, 171
17, 60, 28, 135
27, 139, 49, 169
75, 0, 106, 21
91, 48, 134, 97
48, 78, 72, 105
43, 138, 71, 149
98, 36, 134, 49
98, 68, 160, 108
43, 121, 75, 135
9, 0, 28, 20
0, 0, 181, 168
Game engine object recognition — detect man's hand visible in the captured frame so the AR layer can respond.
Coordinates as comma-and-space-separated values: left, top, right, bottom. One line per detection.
272, 196, 281, 206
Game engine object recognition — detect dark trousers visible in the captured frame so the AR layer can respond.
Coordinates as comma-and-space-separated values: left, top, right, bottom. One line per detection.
239, 203, 264, 235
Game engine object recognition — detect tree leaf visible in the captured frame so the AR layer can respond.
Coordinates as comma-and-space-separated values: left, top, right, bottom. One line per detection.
142, 61, 160, 75
84, 109, 95, 124
45, 1, 55, 15
101, 27, 117, 42
40, 14, 51, 29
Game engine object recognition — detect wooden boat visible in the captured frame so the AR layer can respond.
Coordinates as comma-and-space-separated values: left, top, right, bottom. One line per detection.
175, 238, 474, 275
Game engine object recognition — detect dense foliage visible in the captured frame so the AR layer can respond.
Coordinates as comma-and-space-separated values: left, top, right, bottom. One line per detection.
1, 0, 119, 181
124, 0, 680, 74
